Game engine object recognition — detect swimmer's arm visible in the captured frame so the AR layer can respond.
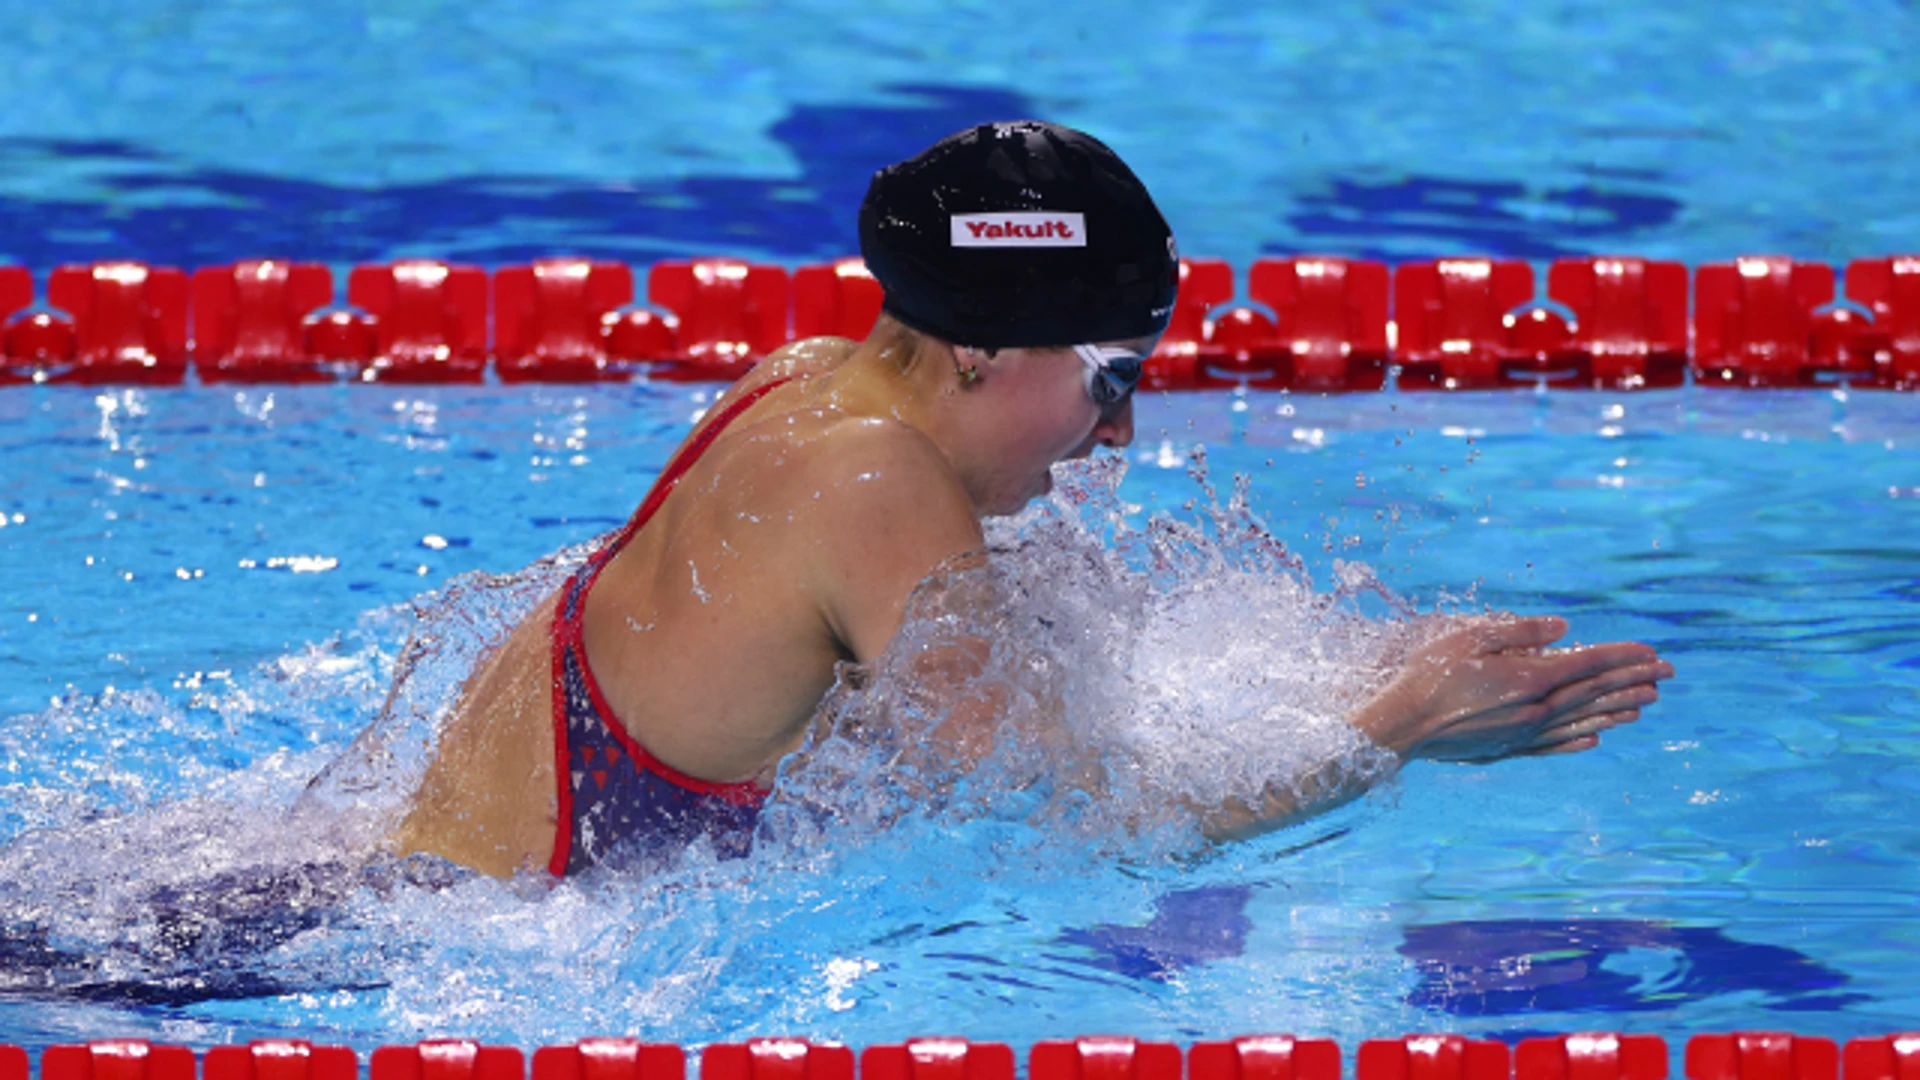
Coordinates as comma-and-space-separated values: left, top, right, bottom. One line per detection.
768, 421, 1069, 790
805, 421, 987, 665
1188, 757, 1383, 843
802, 441, 1673, 839
1198, 615, 1674, 842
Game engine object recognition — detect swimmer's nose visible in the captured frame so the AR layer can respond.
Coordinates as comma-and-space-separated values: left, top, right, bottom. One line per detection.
1096, 397, 1135, 449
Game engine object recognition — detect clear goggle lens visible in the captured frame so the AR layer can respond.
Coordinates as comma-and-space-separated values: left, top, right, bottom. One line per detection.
1072, 344, 1144, 409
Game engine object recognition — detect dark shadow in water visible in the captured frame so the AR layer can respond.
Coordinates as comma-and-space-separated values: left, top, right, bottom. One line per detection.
1276, 174, 1685, 261
1050, 891, 1871, 1023
0, 83, 1033, 271
0, 860, 367, 1006
1402, 918, 1872, 1017
0, 856, 466, 1007
2, 85, 1691, 272
1052, 885, 1254, 982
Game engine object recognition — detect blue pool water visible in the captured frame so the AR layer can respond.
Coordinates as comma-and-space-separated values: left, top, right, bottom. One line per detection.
2, 4, 1917, 271
1, 385, 1916, 1053
3, 0, 1920, 1058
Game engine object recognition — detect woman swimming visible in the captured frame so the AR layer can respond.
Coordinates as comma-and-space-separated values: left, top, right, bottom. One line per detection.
386, 121, 1674, 878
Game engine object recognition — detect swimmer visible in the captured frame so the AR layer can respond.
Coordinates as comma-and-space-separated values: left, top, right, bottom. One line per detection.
380, 121, 1674, 878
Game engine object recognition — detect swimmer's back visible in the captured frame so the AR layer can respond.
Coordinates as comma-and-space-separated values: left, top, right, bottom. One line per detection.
395, 337, 984, 876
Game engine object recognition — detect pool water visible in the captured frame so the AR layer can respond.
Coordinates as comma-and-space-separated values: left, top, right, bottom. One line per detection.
1, 384, 1915, 1052
2, 4, 1917, 271
4, 0, 1920, 1058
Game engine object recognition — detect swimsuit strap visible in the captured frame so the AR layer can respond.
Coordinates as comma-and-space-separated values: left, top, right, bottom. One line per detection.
547, 375, 794, 876
557, 375, 797, 635
606, 375, 797, 572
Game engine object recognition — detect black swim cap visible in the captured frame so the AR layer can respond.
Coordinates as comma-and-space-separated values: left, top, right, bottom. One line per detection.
858, 121, 1178, 351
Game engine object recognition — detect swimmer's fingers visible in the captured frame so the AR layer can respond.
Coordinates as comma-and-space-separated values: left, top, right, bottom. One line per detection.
1447, 639, 1661, 713
1518, 733, 1601, 757
1514, 681, 1655, 757
1451, 646, 1663, 728
1518, 709, 1644, 756
1538, 659, 1671, 719
1546, 684, 1658, 731
1534, 699, 1645, 745
1468, 615, 1569, 654
1530, 641, 1666, 686
1384, 632, 1667, 764
1439, 681, 1653, 764
1461, 707, 1640, 763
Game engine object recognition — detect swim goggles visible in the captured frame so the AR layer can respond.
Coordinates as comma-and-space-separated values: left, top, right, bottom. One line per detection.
1072, 344, 1145, 410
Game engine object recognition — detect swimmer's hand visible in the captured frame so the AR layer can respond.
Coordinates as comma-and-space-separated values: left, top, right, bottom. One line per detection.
1355, 615, 1673, 765
1194, 615, 1668, 843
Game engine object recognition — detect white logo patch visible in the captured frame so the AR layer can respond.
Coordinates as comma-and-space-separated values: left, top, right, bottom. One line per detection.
951, 212, 1087, 248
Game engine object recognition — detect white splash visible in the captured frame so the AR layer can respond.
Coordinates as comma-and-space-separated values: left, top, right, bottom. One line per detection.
766, 448, 1420, 855
0, 450, 1432, 1038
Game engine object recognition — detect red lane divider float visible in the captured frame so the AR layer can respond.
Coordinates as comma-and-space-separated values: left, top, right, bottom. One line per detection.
1391, 258, 1535, 391
1843, 256, 1920, 388
703, 1040, 853, 1080
1186, 258, 1390, 392
861, 1040, 1016, 1080
1694, 257, 1846, 388
6, 1037, 1920, 1080
1189, 1036, 1342, 1080
0, 265, 34, 380
1842, 1035, 1920, 1080
2, 254, 1919, 388
1515, 1034, 1668, 1080
1252, 256, 1392, 392
39, 1041, 197, 1080
203, 1042, 358, 1080
1686, 1034, 1839, 1080
0, 263, 190, 385
494, 258, 639, 383
533, 1040, 682, 1080
376, 1041, 524, 1080
348, 260, 491, 383
648, 258, 791, 382
1357, 1036, 1509, 1080
793, 257, 885, 344
192, 260, 337, 383
1546, 257, 1690, 391
1030, 1037, 1182, 1080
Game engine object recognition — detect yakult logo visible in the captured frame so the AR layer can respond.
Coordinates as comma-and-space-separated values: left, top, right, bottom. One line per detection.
951, 212, 1087, 248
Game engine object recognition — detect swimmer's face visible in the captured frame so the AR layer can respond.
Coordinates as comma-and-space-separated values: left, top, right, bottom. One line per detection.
969, 333, 1153, 516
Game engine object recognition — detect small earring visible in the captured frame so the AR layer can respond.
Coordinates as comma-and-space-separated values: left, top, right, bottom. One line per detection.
954, 347, 982, 386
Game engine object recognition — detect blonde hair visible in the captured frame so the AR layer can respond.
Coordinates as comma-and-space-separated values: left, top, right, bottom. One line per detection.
865, 311, 952, 379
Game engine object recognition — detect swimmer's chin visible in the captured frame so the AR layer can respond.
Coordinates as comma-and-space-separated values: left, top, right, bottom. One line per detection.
981, 473, 1051, 518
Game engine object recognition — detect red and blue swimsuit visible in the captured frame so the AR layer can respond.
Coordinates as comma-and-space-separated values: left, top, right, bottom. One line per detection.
547, 378, 790, 876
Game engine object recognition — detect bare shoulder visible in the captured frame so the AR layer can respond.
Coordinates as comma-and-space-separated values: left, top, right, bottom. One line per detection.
757, 336, 859, 380
814, 411, 973, 508
705, 391, 979, 560
778, 413, 984, 661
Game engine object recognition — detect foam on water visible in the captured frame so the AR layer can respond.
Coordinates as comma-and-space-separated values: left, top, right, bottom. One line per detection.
776, 448, 1414, 850
294, 544, 589, 849
0, 448, 1429, 1038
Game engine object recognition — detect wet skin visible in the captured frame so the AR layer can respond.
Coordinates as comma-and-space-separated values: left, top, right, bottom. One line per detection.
395, 323, 1139, 876
393, 320, 1673, 876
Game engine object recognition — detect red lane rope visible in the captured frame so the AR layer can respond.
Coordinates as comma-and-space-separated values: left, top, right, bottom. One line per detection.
0, 254, 1915, 389
15, 1032, 1916, 1080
